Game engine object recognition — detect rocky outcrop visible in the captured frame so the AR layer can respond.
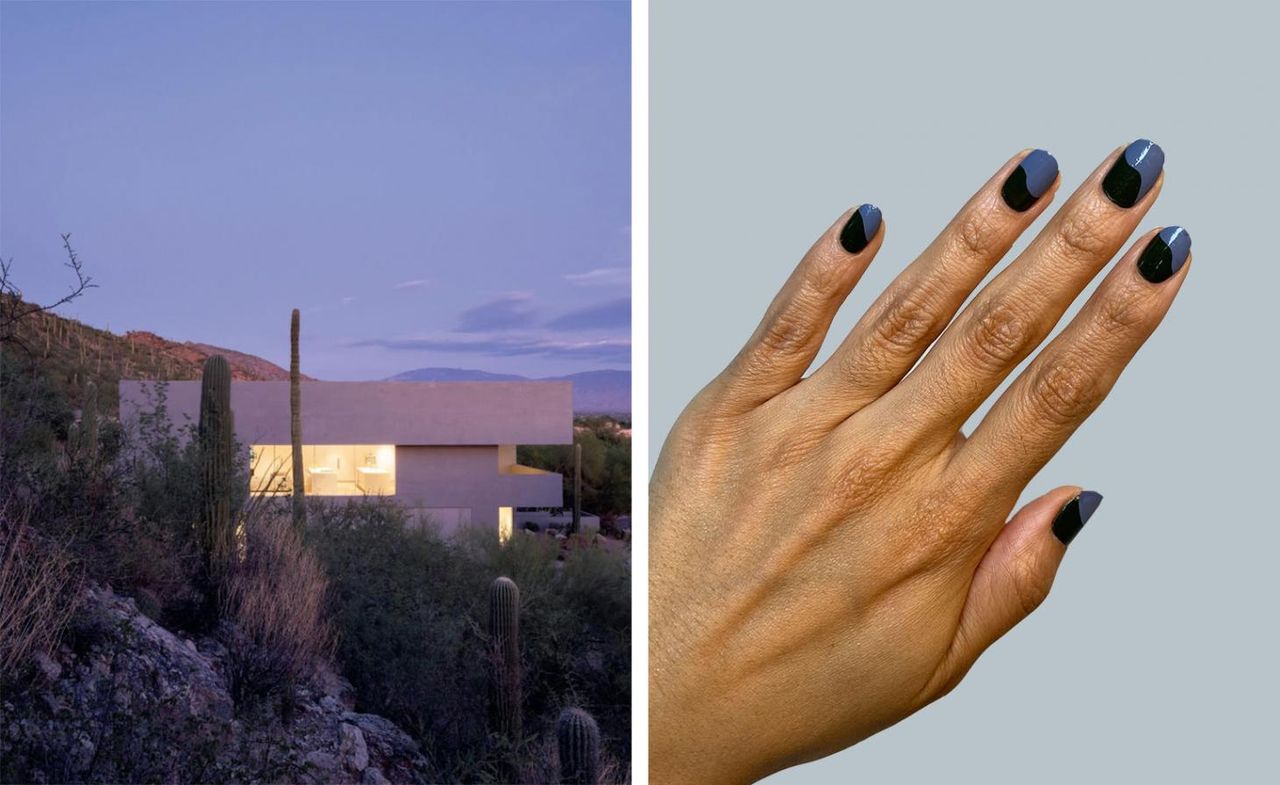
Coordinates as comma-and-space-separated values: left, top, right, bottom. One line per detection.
1, 585, 428, 784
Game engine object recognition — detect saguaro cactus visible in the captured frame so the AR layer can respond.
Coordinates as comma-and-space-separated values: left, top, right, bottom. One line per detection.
199, 355, 236, 583
556, 707, 600, 785
571, 441, 582, 536
68, 380, 100, 460
290, 308, 306, 530
487, 576, 522, 743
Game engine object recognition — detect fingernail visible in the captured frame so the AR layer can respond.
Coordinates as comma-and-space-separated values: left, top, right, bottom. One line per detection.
839, 203, 882, 254
1001, 149, 1058, 212
1052, 491, 1103, 545
1137, 226, 1192, 283
1102, 139, 1164, 208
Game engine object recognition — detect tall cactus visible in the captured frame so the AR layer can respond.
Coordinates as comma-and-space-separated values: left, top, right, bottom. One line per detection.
486, 576, 522, 744
570, 441, 582, 536
556, 707, 600, 785
290, 308, 306, 530
198, 355, 236, 584
68, 380, 100, 460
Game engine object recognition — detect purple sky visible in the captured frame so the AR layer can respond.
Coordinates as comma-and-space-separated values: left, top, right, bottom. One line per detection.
1, 1, 630, 380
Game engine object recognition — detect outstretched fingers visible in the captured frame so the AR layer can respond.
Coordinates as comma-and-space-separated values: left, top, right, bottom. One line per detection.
873, 140, 1166, 451
958, 225, 1192, 489
796, 150, 1060, 424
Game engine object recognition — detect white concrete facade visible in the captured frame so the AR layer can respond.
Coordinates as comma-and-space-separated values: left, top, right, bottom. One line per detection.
119, 380, 572, 536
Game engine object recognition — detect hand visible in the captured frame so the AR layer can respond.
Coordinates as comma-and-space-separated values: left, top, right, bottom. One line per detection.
650, 141, 1190, 784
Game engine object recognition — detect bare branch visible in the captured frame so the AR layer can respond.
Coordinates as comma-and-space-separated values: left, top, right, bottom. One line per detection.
0, 234, 97, 347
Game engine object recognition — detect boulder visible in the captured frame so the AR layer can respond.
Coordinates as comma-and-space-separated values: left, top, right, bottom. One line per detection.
1, 584, 430, 784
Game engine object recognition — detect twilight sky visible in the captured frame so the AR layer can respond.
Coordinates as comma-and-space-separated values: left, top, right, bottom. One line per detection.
1, 1, 630, 380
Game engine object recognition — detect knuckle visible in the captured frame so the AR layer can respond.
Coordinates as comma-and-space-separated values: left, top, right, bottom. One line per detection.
1026, 358, 1101, 426
1008, 549, 1052, 617
756, 301, 819, 357
866, 287, 940, 360
760, 426, 820, 470
954, 210, 1002, 259
1097, 279, 1155, 332
962, 297, 1037, 371
801, 251, 850, 298
1054, 206, 1113, 260
899, 483, 981, 569
827, 439, 903, 507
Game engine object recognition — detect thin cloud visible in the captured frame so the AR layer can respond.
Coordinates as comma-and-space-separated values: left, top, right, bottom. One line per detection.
564, 267, 629, 287
393, 279, 431, 290
455, 292, 537, 333
350, 333, 630, 364
305, 296, 357, 315
544, 297, 630, 331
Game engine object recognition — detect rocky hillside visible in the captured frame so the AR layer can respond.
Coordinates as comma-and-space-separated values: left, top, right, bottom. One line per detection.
1, 585, 430, 785
2, 294, 309, 414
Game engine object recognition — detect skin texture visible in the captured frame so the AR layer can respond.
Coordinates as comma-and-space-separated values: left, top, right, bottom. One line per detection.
650, 146, 1190, 785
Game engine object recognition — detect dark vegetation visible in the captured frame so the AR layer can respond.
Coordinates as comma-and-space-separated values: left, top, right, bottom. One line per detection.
1, 244, 630, 783
520, 415, 632, 521
309, 502, 630, 781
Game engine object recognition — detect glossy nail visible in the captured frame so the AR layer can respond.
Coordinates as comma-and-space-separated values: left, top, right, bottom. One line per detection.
1001, 149, 1058, 212
839, 203, 882, 254
1052, 491, 1103, 546
1102, 139, 1164, 208
1137, 226, 1192, 283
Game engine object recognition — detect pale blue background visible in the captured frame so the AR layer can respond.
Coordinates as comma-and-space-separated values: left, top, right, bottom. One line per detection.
651, 0, 1277, 781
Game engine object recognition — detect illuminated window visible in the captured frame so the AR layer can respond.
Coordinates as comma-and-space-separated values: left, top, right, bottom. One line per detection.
249, 444, 396, 496
498, 506, 513, 543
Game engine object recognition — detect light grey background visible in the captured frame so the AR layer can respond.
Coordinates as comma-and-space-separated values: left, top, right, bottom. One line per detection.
651, 1, 1277, 782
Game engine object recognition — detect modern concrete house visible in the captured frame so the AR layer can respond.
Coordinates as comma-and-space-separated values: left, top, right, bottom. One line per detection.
118, 380, 572, 539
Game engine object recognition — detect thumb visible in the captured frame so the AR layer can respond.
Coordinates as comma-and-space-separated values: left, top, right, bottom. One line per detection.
934, 487, 1103, 697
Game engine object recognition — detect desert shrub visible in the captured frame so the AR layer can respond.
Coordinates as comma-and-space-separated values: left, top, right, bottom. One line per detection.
0, 370, 234, 631
308, 500, 491, 760
519, 418, 632, 520
222, 506, 334, 706
310, 498, 631, 783
0, 492, 83, 681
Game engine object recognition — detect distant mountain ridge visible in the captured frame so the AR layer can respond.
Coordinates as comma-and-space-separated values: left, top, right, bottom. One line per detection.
387, 367, 630, 414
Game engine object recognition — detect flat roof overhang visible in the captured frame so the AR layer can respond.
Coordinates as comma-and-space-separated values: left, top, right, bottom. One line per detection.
119, 380, 574, 446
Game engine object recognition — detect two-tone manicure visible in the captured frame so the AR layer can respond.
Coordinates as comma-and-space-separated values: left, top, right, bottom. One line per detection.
839, 203, 882, 254
1102, 139, 1165, 208
1001, 149, 1058, 212
1137, 226, 1192, 283
1051, 491, 1103, 546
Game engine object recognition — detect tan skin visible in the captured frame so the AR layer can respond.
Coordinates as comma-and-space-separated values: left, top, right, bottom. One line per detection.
650, 146, 1190, 784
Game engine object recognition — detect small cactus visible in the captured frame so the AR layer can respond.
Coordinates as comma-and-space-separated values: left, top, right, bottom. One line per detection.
290, 308, 306, 530
556, 707, 600, 785
198, 355, 236, 586
486, 576, 522, 743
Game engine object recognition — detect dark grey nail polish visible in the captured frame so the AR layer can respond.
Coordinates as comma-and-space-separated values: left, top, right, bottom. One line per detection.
1102, 139, 1164, 208
1052, 491, 1103, 545
1001, 149, 1058, 212
1137, 226, 1192, 283
839, 203, 882, 254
